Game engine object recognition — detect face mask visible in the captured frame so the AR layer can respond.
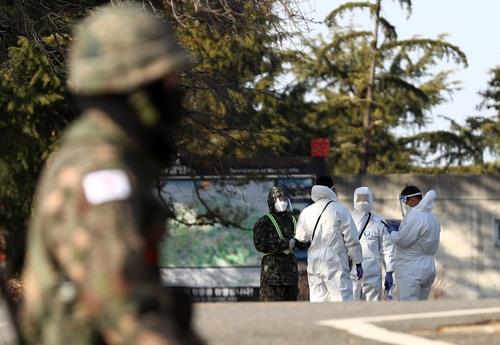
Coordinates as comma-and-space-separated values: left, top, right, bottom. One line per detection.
274, 199, 289, 213
399, 192, 420, 218
355, 201, 371, 212
145, 79, 185, 125
399, 202, 412, 218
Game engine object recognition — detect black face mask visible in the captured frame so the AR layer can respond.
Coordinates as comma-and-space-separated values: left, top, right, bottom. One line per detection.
142, 81, 185, 165
145, 79, 185, 126
80, 81, 185, 169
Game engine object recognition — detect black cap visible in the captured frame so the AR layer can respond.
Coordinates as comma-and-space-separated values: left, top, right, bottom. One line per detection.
315, 175, 334, 188
400, 185, 422, 198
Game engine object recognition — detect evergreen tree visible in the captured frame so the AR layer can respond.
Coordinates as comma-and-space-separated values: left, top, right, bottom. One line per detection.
477, 66, 500, 157
165, 1, 302, 161
293, 0, 467, 174
0, 0, 307, 270
0, 37, 78, 273
413, 66, 500, 169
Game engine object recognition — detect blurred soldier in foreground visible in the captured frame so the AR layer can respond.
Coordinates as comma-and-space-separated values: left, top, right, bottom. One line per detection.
21, 4, 203, 345
350, 187, 395, 301
253, 186, 304, 301
387, 186, 441, 300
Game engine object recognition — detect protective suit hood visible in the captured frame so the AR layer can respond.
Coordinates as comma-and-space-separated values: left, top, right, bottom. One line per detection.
311, 185, 338, 202
413, 190, 436, 212
353, 186, 373, 213
267, 186, 290, 212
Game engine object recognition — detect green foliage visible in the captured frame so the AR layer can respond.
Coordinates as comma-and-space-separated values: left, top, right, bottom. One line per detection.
479, 67, 500, 113
410, 119, 484, 166
0, 1, 100, 274
291, 0, 467, 174
326, 2, 378, 28
0, 0, 305, 271
414, 66, 500, 166
0, 36, 78, 271
169, 1, 296, 160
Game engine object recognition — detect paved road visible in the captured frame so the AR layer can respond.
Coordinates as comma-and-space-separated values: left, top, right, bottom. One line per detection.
193, 299, 500, 345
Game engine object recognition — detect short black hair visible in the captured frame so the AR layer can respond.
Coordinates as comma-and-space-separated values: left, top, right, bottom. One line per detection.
315, 175, 334, 188
400, 185, 422, 199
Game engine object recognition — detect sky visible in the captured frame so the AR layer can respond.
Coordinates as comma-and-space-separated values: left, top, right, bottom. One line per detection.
300, 0, 500, 132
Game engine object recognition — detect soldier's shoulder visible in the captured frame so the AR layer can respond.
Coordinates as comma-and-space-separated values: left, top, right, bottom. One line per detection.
37, 126, 133, 208
50, 114, 130, 171
63, 109, 131, 148
253, 214, 272, 229
46, 141, 125, 182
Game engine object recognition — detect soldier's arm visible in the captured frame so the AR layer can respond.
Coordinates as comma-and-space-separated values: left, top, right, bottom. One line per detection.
47, 170, 183, 345
253, 217, 289, 254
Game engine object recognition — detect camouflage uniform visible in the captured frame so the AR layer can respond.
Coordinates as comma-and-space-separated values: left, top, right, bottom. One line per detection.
253, 186, 299, 301
21, 5, 202, 345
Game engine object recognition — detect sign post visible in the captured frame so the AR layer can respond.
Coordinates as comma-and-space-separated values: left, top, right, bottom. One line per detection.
311, 138, 329, 176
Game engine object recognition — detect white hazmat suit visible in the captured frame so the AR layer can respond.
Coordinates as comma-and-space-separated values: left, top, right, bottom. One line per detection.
350, 187, 395, 301
295, 185, 363, 302
390, 190, 440, 300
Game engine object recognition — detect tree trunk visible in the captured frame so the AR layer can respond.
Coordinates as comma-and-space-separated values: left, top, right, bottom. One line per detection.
360, 0, 381, 174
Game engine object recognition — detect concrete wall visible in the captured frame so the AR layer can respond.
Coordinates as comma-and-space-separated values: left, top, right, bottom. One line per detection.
332, 174, 500, 299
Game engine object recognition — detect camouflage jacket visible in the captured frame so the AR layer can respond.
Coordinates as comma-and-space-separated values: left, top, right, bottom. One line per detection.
21, 110, 200, 345
253, 212, 298, 286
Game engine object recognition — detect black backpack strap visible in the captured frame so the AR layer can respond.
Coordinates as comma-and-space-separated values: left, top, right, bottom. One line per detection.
358, 212, 372, 240
311, 200, 333, 243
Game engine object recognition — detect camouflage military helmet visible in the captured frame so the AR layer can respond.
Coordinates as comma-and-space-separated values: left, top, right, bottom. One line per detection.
68, 4, 187, 95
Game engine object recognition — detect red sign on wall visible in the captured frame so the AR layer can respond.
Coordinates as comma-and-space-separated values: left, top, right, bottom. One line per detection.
311, 138, 330, 157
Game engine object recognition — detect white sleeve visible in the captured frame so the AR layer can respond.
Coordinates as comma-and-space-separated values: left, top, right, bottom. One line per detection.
390, 214, 422, 248
340, 208, 363, 265
294, 210, 309, 243
380, 221, 395, 272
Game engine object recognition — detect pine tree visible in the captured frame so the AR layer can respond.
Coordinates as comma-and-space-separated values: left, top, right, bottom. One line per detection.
412, 66, 500, 168
0, 37, 78, 272
294, 0, 467, 174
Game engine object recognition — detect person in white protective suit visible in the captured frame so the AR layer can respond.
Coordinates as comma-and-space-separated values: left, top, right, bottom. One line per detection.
350, 187, 395, 301
292, 175, 363, 302
387, 185, 441, 300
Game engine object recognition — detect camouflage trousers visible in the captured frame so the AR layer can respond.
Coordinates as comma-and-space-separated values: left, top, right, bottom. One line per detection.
259, 284, 298, 302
